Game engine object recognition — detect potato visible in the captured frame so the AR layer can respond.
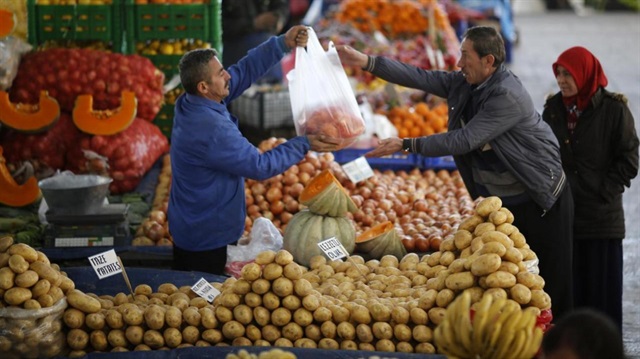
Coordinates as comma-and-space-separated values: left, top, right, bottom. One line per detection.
488, 210, 508, 226
108, 329, 128, 348
30, 279, 50, 298
244, 292, 262, 308
445, 271, 476, 291
510, 232, 527, 248
64, 308, 86, 329
8, 254, 29, 274
496, 222, 518, 236
375, 338, 395, 352
282, 294, 301, 311
262, 263, 283, 281
516, 272, 545, 290
121, 303, 144, 326
0, 253, 9, 268
503, 247, 524, 263
412, 324, 433, 343
255, 250, 277, 265
0, 235, 13, 252
59, 276, 75, 293
510, 283, 532, 305
251, 279, 271, 295
144, 304, 166, 330
84, 312, 105, 330
7, 243, 38, 262
271, 307, 292, 327
470, 253, 502, 276
202, 329, 223, 344
0, 267, 16, 289
318, 338, 339, 350
49, 286, 64, 303
4, 287, 31, 306
143, 330, 165, 349
180, 307, 200, 327
13, 270, 38, 288
253, 306, 271, 327
476, 196, 502, 217
293, 279, 313, 297
163, 327, 182, 348
105, 309, 124, 329
262, 324, 282, 342
231, 279, 251, 296
199, 307, 217, 329
474, 222, 496, 237
67, 289, 101, 313
313, 306, 332, 323
453, 229, 473, 250
458, 215, 484, 232
221, 320, 245, 340
262, 292, 280, 310
29, 261, 60, 283
157, 283, 178, 295
37, 293, 55, 308
241, 262, 262, 281
498, 261, 520, 275
372, 321, 393, 340
182, 326, 200, 344
219, 292, 241, 309
90, 330, 108, 351
23, 299, 41, 309
165, 306, 183, 328
133, 284, 152, 296
486, 271, 517, 288
67, 328, 89, 351
275, 250, 294, 266
272, 277, 294, 297
125, 325, 145, 346
478, 241, 507, 257
232, 304, 253, 325
530, 289, 552, 309
282, 322, 304, 342
215, 306, 233, 323
427, 307, 447, 325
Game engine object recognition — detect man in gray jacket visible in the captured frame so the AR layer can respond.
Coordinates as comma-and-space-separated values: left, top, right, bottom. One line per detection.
337, 26, 574, 321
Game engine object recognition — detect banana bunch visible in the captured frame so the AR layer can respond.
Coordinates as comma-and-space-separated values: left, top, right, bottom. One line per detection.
434, 291, 544, 359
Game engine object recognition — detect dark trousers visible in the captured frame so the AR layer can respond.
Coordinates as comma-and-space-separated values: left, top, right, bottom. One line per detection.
509, 186, 574, 322
573, 238, 623, 331
173, 245, 228, 276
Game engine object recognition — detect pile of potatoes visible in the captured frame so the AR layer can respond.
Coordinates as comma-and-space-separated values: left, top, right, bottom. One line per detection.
0, 236, 77, 358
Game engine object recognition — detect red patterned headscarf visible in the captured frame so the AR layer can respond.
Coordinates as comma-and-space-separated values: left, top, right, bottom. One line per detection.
553, 46, 608, 112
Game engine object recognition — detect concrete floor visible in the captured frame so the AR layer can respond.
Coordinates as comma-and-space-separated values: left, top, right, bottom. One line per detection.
508, 4, 639, 357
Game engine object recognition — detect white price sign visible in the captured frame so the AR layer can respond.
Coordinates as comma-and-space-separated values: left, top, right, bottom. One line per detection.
88, 249, 122, 279
191, 278, 221, 303
341, 156, 374, 184
318, 237, 348, 261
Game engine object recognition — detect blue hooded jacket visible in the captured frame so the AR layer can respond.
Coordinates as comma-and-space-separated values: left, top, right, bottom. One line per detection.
168, 36, 310, 251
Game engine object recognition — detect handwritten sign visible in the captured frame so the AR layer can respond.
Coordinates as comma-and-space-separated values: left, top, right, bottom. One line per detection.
88, 249, 122, 279
341, 156, 374, 183
191, 278, 221, 303
318, 237, 348, 261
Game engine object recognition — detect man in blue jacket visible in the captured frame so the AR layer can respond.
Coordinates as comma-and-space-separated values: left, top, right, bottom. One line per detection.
169, 25, 340, 275
336, 26, 574, 321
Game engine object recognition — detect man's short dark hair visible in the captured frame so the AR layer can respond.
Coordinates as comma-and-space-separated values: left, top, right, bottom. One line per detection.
179, 48, 219, 94
542, 309, 625, 359
462, 26, 506, 68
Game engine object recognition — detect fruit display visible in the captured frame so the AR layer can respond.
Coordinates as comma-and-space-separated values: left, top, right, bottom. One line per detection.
135, 39, 212, 57
9, 48, 165, 122
386, 101, 449, 138
355, 221, 407, 260
0, 90, 60, 133
283, 170, 357, 267
434, 291, 543, 358
35, 0, 113, 4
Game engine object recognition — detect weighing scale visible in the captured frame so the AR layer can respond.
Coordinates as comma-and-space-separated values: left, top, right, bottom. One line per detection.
44, 203, 130, 248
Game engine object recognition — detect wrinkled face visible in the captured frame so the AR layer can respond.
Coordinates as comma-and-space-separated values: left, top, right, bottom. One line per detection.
555, 65, 579, 97
457, 38, 494, 85
198, 57, 230, 102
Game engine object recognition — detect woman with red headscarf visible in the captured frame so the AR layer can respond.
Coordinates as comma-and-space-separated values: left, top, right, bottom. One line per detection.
542, 46, 639, 330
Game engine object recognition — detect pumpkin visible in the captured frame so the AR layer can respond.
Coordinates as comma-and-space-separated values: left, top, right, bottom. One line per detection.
72, 91, 137, 135
0, 146, 41, 207
299, 169, 357, 217
283, 209, 356, 267
0, 91, 60, 133
355, 221, 407, 260
0, 9, 16, 38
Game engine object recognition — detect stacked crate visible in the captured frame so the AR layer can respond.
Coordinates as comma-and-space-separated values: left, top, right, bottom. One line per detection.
27, 0, 124, 52
125, 0, 222, 139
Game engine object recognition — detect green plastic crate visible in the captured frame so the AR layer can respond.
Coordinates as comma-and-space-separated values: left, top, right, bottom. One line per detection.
27, 0, 124, 52
125, 0, 222, 55
155, 103, 175, 139
145, 54, 182, 80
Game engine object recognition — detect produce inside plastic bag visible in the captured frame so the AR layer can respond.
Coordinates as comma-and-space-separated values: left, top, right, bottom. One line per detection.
288, 28, 365, 149
0, 36, 31, 90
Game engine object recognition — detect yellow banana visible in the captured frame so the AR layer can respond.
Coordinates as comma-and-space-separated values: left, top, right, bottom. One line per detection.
472, 294, 494, 353
520, 326, 544, 358
509, 329, 528, 359
483, 321, 503, 356
490, 310, 522, 359
456, 292, 474, 356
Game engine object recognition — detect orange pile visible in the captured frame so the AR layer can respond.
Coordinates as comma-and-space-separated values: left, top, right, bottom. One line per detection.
387, 101, 448, 138
334, 0, 450, 38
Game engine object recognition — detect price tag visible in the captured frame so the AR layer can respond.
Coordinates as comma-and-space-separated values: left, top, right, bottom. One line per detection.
341, 156, 374, 184
191, 278, 221, 303
88, 249, 122, 279
318, 237, 348, 261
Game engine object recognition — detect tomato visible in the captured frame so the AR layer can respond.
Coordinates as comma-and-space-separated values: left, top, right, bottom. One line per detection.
537, 308, 553, 324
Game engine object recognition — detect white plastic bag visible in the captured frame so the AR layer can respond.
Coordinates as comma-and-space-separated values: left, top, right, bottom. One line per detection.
287, 28, 365, 149
227, 217, 283, 263
0, 36, 32, 91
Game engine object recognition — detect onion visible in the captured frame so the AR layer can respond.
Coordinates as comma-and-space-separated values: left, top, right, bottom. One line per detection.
251, 182, 266, 196
145, 222, 166, 242
265, 187, 283, 203
149, 210, 166, 225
